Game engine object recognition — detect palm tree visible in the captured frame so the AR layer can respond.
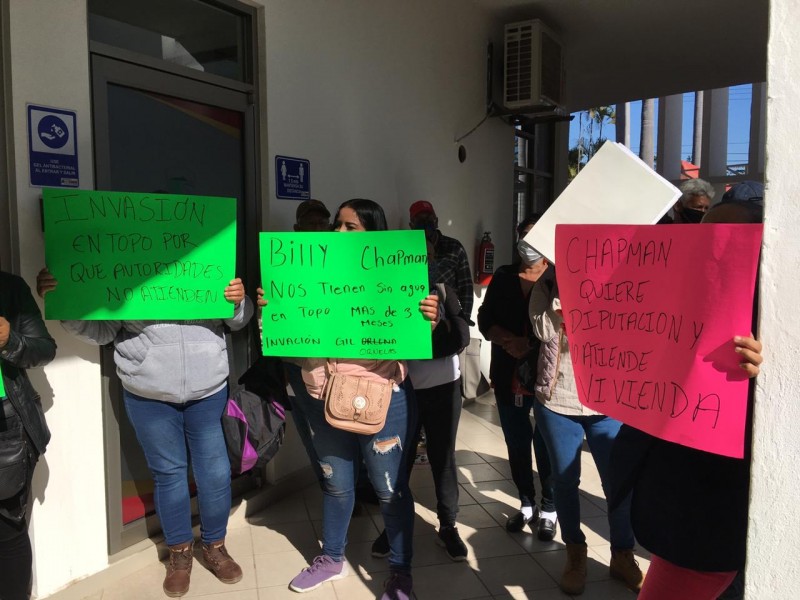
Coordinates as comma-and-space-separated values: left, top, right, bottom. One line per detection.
595, 105, 616, 145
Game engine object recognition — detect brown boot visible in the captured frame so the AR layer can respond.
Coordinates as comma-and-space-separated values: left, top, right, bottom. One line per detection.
163, 541, 193, 597
560, 542, 588, 595
202, 539, 243, 584
610, 548, 644, 592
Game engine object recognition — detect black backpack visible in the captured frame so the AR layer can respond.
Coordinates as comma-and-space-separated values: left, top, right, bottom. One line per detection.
222, 356, 287, 475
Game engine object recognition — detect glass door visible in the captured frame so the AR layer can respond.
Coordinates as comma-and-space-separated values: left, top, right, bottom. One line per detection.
91, 54, 260, 553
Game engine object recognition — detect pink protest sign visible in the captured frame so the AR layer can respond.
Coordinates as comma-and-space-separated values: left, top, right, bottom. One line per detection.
555, 223, 762, 458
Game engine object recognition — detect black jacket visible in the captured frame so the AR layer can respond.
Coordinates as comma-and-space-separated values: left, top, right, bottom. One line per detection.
609, 375, 753, 573
431, 283, 470, 359
477, 264, 541, 400
1, 272, 55, 456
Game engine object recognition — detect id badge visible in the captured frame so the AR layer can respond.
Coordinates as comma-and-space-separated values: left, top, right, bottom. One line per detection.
514, 394, 523, 407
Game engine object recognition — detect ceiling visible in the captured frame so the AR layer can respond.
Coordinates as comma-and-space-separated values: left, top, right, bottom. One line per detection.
475, 0, 769, 110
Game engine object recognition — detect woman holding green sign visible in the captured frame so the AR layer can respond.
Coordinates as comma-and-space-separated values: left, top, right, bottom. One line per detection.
0, 270, 56, 600
37, 269, 253, 598
259, 199, 438, 600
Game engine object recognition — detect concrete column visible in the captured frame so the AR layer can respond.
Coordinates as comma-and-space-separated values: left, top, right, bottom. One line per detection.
693, 90, 704, 166
699, 86, 729, 196
749, 1, 800, 597
656, 94, 683, 181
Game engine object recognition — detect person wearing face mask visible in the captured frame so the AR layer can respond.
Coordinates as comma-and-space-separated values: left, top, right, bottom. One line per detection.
529, 242, 645, 596
669, 178, 715, 224
408, 201, 473, 322
477, 215, 557, 541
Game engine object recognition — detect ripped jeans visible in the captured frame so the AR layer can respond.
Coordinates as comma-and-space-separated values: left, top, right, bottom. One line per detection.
305, 379, 417, 572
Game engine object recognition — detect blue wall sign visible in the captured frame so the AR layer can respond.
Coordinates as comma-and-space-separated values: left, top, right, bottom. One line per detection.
28, 104, 79, 188
275, 155, 310, 200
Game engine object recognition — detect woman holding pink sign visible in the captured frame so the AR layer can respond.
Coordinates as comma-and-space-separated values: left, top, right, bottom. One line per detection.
609, 182, 765, 600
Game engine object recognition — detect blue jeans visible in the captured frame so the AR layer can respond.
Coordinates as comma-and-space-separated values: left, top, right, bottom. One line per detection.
304, 378, 417, 572
123, 387, 231, 546
533, 402, 635, 550
496, 393, 555, 512
284, 362, 324, 484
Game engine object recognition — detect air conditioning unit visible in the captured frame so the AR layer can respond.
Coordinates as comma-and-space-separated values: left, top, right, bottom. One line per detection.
503, 19, 564, 111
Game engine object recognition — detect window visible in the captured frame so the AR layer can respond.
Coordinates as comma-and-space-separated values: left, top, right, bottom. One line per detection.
88, 0, 251, 83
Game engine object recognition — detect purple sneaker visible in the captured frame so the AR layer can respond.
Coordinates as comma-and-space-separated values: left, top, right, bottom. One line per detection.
289, 555, 348, 592
381, 571, 413, 600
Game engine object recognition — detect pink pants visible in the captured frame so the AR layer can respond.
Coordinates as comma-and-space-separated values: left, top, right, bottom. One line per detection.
639, 555, 737, 600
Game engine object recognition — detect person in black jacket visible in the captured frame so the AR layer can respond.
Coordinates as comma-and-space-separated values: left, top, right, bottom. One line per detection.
477, 216, 556, 540
0, 271, 56, 600
609, 185, 764, 600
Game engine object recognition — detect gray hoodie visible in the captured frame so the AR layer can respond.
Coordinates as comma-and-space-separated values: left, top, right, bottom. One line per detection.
62, 299, 253, 403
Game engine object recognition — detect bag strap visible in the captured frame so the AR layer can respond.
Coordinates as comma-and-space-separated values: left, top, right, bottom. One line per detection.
224, 332, 244, 396
325, 358, 400, 388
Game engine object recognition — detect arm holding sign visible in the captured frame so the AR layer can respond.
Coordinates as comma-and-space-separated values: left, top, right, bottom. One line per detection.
735, 334, 762, 377
222, 278, 253, 332
37, 267, 123, 345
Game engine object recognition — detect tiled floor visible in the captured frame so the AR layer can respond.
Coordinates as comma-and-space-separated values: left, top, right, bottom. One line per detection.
80, 393, 649, 600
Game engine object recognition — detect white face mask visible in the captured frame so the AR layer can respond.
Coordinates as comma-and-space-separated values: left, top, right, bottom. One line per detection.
517, 239, 543, 265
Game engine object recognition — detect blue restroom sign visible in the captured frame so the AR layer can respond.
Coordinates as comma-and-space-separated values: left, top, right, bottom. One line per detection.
275, 155, 310, 200
28, 104, 79, 188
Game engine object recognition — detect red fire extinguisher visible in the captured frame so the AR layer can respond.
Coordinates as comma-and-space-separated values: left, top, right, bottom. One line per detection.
475, 231, 495, 286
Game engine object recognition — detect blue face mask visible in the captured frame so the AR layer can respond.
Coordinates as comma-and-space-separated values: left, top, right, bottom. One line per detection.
517, 240, 543, 265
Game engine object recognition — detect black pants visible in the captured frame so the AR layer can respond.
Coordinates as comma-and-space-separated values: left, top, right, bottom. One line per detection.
495, 391, 555, 512
0, 522, 32, 600
0, 413, 34, 600
405, 379, 462, 527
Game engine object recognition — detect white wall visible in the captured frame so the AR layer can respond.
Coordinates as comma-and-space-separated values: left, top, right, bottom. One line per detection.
746, 0, 800, 596
260, 0, 515, 406
262, 0, 514, 262
7, 1, 109, 597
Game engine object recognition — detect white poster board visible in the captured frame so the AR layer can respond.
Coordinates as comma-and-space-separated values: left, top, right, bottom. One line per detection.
524, 142, 681, 263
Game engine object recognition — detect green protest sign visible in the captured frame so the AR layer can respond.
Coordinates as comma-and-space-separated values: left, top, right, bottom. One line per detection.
43, 189, 237, 320
0, 363, 6, 398
259, 231, 433, 359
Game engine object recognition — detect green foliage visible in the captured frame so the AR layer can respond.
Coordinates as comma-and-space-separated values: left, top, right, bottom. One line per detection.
568, 105, 616, 181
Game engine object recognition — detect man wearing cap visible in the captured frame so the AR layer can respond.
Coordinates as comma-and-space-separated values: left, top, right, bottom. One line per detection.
295, 199, 331, 232
372, 200, 474, 561
408, 200, 473, 320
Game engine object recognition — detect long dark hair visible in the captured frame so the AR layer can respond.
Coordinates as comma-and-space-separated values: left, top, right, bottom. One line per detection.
337, 198, 388, 231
